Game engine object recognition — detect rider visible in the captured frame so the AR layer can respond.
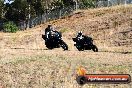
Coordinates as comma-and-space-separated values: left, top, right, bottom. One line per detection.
76, 31, 85, 40
76, 31, 93, 44
45, 25, 53, 35
45, 25, 61, 40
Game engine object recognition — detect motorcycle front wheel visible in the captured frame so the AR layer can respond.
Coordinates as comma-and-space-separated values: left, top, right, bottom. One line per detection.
76, 44, 84, 51
45, 41, 54, 49
60, 40, 68, 50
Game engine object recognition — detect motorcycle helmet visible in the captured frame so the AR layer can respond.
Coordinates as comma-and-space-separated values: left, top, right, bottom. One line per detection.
48, 24, 51, 28
78, 31, 83, 36
48, 25, 53, 31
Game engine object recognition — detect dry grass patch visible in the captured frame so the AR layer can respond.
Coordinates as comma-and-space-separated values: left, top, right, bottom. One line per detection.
0, 51, 131, 88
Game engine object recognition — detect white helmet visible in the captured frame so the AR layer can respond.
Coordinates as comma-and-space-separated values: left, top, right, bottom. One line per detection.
78, 31, 83, 35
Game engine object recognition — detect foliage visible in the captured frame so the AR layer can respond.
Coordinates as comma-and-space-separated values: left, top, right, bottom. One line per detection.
0, 0, 4, 19
60, 28, 69, 33
80, 0, 96, 8
3, 21, 19, 33
2, 0, 96, 22
61, 0, 75, 6
50, 0, 64, 10
29, 0, 44, 15
1, 0, 98, 21
4, 0, 29, 21
0, 0, 97, 31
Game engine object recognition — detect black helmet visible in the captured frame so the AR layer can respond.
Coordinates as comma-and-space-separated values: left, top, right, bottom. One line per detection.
48, 25, 52, 28
47, 25, 53, 31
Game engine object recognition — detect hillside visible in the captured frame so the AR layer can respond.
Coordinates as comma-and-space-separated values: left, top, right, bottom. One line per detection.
0, 5, 132, 52
0, 5, 132, 88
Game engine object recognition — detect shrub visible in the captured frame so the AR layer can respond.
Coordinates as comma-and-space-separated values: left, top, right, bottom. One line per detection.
80, 0, 96, 9
3, 21, 19, 33
60, 28, 68, 33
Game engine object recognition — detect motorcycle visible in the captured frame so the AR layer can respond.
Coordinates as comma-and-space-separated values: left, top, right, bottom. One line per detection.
42, 33, 68, 50
72, 37, 98, 52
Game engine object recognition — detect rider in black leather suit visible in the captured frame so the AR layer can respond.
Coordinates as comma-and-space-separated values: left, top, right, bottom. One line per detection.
76, 31, 93, 45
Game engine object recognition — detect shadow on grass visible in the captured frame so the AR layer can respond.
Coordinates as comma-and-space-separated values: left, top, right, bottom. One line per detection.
99, 50, 132, 54
10, 48, 71, 51
9, 48, 132, 54
10, 48, 48, 50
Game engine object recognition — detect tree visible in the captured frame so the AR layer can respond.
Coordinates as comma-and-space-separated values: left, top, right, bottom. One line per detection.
62, 0, 75, 6
80, 0, 96, 8
0, 0, 4, 19
4, 0, 29, 21
30, 0, 44, 16
49, 0, 63, 10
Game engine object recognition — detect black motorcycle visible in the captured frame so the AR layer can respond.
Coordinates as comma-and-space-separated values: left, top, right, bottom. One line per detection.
72, 37, 98, 52
42, 33, 68, 50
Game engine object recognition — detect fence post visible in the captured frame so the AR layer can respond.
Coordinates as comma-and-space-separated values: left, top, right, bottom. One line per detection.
28, 3, 32, 28
125, 0, 127, 6
107, 0, 110, 7
59, 9, 62, 18
75, 0, 78, 11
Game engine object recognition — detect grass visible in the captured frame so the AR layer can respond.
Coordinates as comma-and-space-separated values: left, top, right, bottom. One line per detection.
0, 50, 131, 88
95, 12, 105, 17
59, 28, 69, 33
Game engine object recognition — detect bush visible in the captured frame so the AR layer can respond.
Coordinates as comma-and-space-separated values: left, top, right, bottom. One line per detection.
80, 0, 96, 9
3, 21, 19, 33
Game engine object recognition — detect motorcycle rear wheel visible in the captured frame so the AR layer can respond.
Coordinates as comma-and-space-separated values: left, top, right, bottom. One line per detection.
92, 45, 98, 52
